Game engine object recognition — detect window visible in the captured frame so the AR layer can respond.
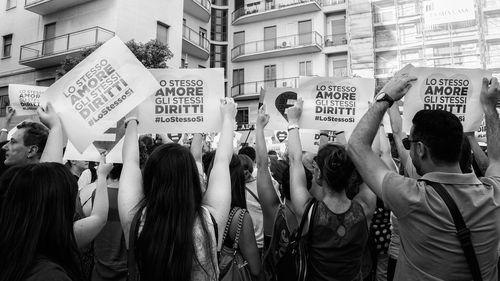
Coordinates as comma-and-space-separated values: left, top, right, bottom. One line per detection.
233, 31, 245, 56
298, 20, 312, 45
328, 18, 346, 46
210, 44, 227, 76
211, 8, 228, 41
232, 69, 244, 96
181, 58, 188, 68
264, 26, 277, 51
199, 27, 208, 49
299, 61, 312, 76
332, 58, 347, 77
43, 23, 56, 55
2, 34, 12, 58
264, 65, 276, 88
0, 87, 9, 117
236, 107, 249, 125
6, 0, 16, 10
157, 22, 169, 45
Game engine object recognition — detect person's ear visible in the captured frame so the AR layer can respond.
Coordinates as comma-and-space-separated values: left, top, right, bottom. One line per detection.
416, 142, 426, 159
27, 145, 39, 159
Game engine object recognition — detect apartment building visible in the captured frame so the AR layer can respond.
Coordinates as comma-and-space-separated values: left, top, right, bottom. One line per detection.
227, 0, 357, 128
226, 0, 500, 128
0, 0, 202, 117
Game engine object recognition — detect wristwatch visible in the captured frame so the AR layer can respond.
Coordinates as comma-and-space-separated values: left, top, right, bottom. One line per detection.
375, 91, 394, 107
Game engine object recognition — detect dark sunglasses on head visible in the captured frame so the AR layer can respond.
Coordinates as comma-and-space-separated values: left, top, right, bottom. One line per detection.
402, 137, 420, 150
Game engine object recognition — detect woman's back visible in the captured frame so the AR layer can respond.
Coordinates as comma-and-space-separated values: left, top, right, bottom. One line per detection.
308, 200, 369, 281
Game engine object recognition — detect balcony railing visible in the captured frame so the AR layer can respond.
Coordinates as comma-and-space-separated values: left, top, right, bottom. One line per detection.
20, 27, 114, 65
231, 32, 322, 60
231, 77, 299, 98
323, 0, 346, 6
183, 25, 210, 52
232, 0, 321, 23
324, 34, 347, 47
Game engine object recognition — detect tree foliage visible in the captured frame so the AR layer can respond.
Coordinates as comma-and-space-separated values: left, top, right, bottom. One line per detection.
57, 39, 173, 77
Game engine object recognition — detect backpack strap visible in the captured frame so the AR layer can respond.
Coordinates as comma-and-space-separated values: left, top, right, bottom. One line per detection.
221, 207, 239, 245
245, 186, 261, 204
232, 209, 247, 250
128, 205, 145, 281
422, 180, 483, 281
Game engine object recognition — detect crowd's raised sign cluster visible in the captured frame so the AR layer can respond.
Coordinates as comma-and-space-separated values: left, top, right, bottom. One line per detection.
5, 37, 495, 161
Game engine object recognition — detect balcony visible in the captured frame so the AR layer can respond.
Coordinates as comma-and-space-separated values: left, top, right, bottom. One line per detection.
323, 34, 348, 54
373, 11, 397, 26
232, 0, 321, 25
19, 27, 114, 69
24, 0, 94, 15
322, 0, 346, 13
184, 0, 211, 22
182, 25, 210, 60
484, 0, 500, 12
231, 77, 299, 99
231, 32, 323, 62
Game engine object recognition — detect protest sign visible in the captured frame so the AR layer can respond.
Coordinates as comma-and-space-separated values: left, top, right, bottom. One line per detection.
8, 84, 47, 116
43, 36, 159, 152
137, 68, 224, 134
298, 77, 375, 138
265, 87, 299, 130
475, 108, 500, 143
63, 118, 125, 163
402, 67, 492, 133
274, 130, 288, 143
300, 129, 335, 153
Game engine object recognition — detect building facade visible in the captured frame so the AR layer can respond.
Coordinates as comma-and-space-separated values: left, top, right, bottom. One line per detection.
0, 0, 498, 127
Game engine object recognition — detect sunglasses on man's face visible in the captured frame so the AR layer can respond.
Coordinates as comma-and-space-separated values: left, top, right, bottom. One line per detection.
402, 137, 420, 150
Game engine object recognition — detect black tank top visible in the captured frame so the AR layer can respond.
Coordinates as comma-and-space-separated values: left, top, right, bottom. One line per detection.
307, 200, 369, 281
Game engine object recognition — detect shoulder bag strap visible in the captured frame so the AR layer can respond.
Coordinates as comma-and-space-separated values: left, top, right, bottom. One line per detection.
296, 199, 316, 239
128, 205, 145, 281
222, 207, 239, 244
424, 180, 483, 281
245, 186, 261, 204
232, 209, 247, 250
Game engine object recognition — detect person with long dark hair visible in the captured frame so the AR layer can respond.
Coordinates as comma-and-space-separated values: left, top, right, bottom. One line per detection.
119, 98, 236, 281
0, 161, 111, 281
286, 98, 376, 281
213, 154, 262, 280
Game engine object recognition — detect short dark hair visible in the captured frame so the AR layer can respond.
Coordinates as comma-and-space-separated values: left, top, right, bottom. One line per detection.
238, 146, 256, 162
17, 122, 49, 157
412, 110, 463, 164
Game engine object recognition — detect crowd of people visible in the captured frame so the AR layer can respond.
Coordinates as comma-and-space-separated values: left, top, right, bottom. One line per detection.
0, 72, 499, 281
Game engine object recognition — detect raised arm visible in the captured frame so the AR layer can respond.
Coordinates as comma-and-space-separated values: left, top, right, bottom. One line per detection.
286, 98, 312, 220
0, 107, 15, 143
379, 125, 398, 172
464, 132, 489, 175
203, 98, 236, 247
388, 102, 410, 168
38, 103, 63, 163
118, 110, 143, 247
255, 105, 280, 235
238, 212, 263, 280
480, 77, 500, 177
74, 156, 111, 248
348, 75, 416, 198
